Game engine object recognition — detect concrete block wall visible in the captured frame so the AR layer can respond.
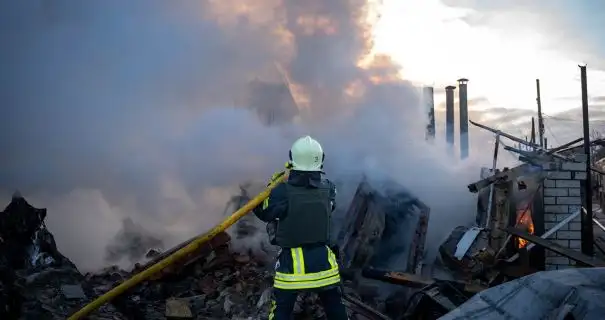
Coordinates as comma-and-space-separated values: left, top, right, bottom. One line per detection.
542, 153, 587, 271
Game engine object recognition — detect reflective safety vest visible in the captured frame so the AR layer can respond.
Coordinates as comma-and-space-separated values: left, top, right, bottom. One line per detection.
273, 245, 341, 290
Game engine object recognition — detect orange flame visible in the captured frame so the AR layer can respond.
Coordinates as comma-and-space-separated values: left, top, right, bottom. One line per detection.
516, 206, 535, 248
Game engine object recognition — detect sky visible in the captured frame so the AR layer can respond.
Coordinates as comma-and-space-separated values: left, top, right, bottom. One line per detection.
0, 0, 604, 271
373, 0, 605, 142
374, 0, 605, 108
367, 0, 605, 164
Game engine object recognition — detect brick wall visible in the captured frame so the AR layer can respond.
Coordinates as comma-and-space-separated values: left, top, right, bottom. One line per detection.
542, 154, 587, 270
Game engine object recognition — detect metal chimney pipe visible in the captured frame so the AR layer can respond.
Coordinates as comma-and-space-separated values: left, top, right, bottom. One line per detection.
423, 86, 436, 140
445, 85, 456, 152
458, 78, 469, 159
530, 117, 536, 146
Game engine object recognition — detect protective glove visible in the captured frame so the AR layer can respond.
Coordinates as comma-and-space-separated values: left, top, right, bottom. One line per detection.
266, 162, 292, 186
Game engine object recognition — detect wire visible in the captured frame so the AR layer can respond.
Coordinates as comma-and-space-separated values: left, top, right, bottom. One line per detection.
542, 113, 578, 122
543, 119, 561, 146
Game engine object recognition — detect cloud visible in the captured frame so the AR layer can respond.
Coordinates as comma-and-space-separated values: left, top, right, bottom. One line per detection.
2, 0, 499, 271
442, 0, 605, 70
377, 0, 605, 119
594, 96, 605, 104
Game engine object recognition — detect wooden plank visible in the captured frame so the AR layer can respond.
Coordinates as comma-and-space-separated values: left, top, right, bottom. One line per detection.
503, 227, 605, 267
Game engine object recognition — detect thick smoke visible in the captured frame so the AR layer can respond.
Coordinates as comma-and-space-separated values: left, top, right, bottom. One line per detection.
105, 218, 164, 264
1, 0, 489, 271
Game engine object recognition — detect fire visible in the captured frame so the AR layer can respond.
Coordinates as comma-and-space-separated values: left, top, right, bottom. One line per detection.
516, 206, 535, 248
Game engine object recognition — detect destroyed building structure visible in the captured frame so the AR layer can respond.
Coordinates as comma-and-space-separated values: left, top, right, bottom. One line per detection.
0, 175, 435, 320
337, 178, 429, 275
5, 120, 605, 319
0, 194, 318, 319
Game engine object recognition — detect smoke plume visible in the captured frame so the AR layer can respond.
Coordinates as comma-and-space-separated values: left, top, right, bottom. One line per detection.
1, 0, 490, 271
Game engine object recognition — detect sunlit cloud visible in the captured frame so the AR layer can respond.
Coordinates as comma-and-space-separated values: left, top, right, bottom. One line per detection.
371, 0, 605, 115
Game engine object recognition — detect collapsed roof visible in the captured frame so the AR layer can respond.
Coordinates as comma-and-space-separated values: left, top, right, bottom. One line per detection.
440, 267, 605, 320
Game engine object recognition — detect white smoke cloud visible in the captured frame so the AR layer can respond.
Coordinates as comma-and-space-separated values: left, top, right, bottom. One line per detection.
1, 0, 501, 272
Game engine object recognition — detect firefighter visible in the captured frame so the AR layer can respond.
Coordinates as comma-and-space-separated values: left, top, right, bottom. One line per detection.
254, 136, 348, 320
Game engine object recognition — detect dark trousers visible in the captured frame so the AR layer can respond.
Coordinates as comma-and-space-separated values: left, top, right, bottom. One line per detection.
269, 287, 348, 320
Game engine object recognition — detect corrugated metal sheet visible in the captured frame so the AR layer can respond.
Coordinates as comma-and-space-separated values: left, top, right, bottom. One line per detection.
439, 268, 605, 320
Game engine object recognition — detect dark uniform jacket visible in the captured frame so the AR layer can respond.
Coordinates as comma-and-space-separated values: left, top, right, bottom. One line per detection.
253, 170, 341, 291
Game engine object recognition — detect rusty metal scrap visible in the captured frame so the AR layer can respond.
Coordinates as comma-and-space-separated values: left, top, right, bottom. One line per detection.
504, 227, 605, 267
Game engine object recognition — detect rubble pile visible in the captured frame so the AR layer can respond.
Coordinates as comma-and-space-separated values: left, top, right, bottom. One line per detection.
0, 193, 122, 319
84, 250, 280, 319
0, 194, 358, 319
0, 177, 436, 319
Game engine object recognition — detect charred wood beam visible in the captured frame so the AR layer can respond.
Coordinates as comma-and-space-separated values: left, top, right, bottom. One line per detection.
467, 164, 531, 193
362, 269, 434, 288
485, 135, 501, 228
506, 208, 580, 263
361, 269, 485, 294
470, 120, 543, 151
343, 294, 392, 320
549, 137, 584, 153
553, 139, 605, 155
503, 227, 605, 267
503, 145, 528, 156
471, 120, 605, 175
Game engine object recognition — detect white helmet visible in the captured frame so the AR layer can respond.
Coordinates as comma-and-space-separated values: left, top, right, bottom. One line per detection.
289, 136, 324, 171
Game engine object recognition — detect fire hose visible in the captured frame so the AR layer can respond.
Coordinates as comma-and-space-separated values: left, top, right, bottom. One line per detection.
67, 173, 288, 320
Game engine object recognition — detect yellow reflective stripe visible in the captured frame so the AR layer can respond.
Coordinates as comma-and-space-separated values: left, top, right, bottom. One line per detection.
268, 300, 276, 320
291, 248, 305, 274
262, 197, 269, 210
274, 274, 341, 290
275, 268, 339, 281
297, 248, 306, 273
327, 247, 337, 269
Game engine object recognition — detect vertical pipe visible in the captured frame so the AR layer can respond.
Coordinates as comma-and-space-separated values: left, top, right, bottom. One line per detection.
536, 79, 545, 148
580, 65, 594, 256
458, 79, 469, 159
530, 117, 536, 147
445, 85, 456, 154
485, 135, 500, 228
423, 86, 436, 141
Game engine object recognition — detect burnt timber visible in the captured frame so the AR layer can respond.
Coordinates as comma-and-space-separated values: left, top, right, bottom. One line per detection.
337, 178, 430, 274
